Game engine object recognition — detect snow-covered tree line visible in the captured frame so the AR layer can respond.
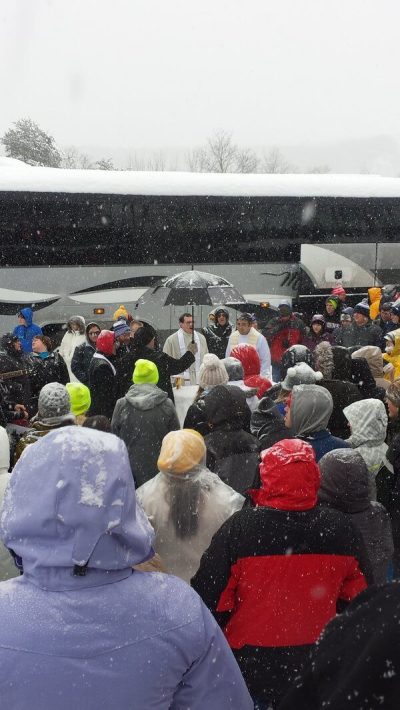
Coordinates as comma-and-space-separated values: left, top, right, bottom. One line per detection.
1, 119, 330, 173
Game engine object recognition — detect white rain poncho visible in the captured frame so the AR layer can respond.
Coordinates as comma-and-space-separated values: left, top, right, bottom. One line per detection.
137, 430, 244, 582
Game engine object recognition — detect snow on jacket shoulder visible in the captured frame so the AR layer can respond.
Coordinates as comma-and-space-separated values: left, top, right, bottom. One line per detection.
0, 427, 252, 710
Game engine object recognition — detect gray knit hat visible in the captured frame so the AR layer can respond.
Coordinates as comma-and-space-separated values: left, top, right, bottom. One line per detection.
282, 362, 323, 391
221, 356, 244, 382
199, 354, 229, 389
387, 382, 400, 408
38, 383, 71, 419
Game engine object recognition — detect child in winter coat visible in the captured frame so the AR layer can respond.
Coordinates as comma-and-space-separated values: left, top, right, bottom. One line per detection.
383, 331, 400, 382
343, 399, 388, 500
318, 448, 393, 584
137, 429, 244, 583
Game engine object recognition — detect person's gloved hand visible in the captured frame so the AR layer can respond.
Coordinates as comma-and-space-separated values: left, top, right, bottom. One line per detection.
187, 342, 198, 354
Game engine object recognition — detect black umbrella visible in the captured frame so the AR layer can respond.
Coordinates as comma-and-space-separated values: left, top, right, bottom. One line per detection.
136, 270, 246, 342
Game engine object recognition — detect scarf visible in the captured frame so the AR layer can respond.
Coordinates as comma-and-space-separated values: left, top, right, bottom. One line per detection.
177, 329, 201, 382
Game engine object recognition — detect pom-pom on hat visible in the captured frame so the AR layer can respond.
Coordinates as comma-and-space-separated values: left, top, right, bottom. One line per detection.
353, 301, 370, 317
132, 359, 159, 385
199, 353, 229, 389
38, 382, 71, 420
157, 429, 206, 475
282, 362, 323, 391
113, 305, 129, 321
66, 382, 91, 416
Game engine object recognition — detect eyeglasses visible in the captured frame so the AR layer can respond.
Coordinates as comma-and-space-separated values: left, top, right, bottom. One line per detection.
89, 331, 100, 336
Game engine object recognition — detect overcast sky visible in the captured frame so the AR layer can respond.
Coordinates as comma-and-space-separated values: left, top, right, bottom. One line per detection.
1, 0, 400, 153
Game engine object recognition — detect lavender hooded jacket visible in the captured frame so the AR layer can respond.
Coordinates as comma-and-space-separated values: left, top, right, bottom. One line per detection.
0, 427, 252, 710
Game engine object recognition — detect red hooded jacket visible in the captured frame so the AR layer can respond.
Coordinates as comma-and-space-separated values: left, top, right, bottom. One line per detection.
230, 344, 272, 399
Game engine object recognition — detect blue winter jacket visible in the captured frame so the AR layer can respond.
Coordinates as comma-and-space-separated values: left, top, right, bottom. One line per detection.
301, 429, 350, 462
0, 427, 252, 710
13, 307, 42, 353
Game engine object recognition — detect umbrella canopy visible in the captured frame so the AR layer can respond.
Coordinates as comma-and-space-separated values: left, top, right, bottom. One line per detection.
137, 270, 246, 307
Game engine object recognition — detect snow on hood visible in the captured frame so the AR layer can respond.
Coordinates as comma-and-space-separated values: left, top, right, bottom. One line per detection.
344, 398, 388, 447
0, 426, 154, 590
291, 384, 333, 436
125, 383, 168, 410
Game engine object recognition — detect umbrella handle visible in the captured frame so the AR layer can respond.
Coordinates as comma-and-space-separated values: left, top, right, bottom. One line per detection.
192, 304, 195, 343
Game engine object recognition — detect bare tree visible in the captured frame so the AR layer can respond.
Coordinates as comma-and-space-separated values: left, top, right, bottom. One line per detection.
261, 147, 293, 174
186, 130, 259, 173
306, 165, 331, 174
95, 158, 114, 170
147, 151, 166, 171
236, 147, 259, 173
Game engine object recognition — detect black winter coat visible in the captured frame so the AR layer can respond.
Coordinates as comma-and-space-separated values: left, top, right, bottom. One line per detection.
334, 322, 382, 348
71, 342, 95, 385
28, 352, 69, 412
350, 356, 386, 401
201, 322, 232, 359
318, 379, 361, 439
205, 426, 260, 494
279, 582, 400, 710
87, 354, 118, 420
117, 346, 195, 401
0, 348, 31, 411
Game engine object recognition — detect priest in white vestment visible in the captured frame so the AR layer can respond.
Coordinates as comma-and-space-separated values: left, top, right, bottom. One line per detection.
226, 312, 271, 378
163, 312, 208, 385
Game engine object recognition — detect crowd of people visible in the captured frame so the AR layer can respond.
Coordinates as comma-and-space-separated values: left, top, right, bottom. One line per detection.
1, 285, 400, 708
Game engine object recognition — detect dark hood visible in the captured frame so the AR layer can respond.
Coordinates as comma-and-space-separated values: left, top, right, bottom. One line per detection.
332, 346, 352, 381
318, 448, 370, 513
203, 384, 248, 429
280, 345, 313, 379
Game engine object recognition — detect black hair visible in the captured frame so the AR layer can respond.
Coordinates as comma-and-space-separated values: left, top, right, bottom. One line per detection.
82, 415, 112, 433
179, 312, 193, 323
168, 478, 201, 539
132, 323, 158, 350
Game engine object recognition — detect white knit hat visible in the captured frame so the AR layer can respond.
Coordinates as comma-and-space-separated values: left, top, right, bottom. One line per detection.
199, 354, 229, 389
282, 362, 323, 391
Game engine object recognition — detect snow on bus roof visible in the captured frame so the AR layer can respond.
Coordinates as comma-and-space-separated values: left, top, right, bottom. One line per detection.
0, 165, 400, 198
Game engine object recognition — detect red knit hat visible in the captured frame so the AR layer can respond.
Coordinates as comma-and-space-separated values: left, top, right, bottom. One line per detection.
331, 286, 346, 297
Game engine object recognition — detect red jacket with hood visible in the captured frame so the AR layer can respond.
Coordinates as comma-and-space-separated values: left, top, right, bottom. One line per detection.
192, 439, 369, 704
230, 344, 272, 399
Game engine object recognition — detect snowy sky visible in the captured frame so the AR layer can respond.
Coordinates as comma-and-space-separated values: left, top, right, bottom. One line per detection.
1, 0, 400, 151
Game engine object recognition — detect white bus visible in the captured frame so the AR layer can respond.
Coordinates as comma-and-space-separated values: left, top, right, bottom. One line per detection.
0, 162, 399, 336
